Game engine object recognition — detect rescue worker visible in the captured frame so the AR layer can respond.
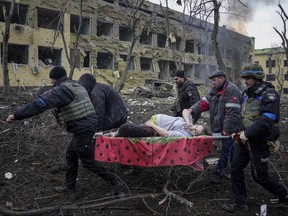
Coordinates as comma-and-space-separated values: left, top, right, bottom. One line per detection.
223, 64, 288, 212
6, 66, 122, 196
172, 70, 200, 122
183, 70, 242, 183
79, 73, 128, 132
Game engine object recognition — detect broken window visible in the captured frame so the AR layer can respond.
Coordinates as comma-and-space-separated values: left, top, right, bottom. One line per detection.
70, 15, 91, 35
175, 37, 181, 51
119, 26, 133, 42
97, 21, 113, 37
157, 34, 166, 48
140, 31, 152, 45
83, 51, 90, 68
37, 8, 60, 30
185, 40, 194, 53
266, 60, 276, 68
38, 46, 62, 67
158, 60, 175, 79
140, 57, 153, 71
97, 52, 114, 69
119, 54, 135, 70
0, 3, 28, 25
6, 44, 29, 64
183, 64, 193, 77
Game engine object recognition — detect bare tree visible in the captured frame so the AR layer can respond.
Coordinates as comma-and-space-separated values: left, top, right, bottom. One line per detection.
210, 0, 226, 71
272, 47, 285, 96
52, 0, 83, 79
273, 3, 288, 75
2, 0, 15, 95
116, 0, 149, 92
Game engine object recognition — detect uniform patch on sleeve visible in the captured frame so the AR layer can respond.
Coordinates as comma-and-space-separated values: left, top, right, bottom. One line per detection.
267, 93, 276, 101
187, 91, 192, 97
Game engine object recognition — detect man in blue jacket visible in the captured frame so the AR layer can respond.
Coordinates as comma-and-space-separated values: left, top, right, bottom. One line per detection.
6, 66, 122, 196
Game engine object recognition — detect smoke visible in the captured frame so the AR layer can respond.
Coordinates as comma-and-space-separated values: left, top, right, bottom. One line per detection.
223, 0, 280, 35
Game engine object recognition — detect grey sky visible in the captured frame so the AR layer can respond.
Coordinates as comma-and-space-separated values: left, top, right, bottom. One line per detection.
148, 0, 288, 49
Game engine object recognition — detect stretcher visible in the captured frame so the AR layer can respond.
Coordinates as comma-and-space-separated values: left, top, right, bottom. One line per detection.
93, 134, 229, 170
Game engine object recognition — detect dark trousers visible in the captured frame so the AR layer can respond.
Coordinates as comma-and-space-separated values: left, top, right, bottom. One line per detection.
65, 126, 117, 189
231, 142, 287, 205
116, 123, 158, 137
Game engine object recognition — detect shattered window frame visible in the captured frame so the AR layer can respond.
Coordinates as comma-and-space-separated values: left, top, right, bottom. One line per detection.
83, 51, 90, 68
119, 26, 133, 42
37, 7, 60, 30
38, 46, 62, 67
185, 39, 194, 53
97, 21, 113, 37
97, 52, 114, 69
70, 15, 91, 35
140, 57, 153, 71
140, 31, 152, 45
5, 43, 29, 65
0, 3, 28, 25
157, 34, 167, 48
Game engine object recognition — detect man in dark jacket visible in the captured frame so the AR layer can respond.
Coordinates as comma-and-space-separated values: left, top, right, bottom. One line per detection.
79, 73, 128, 132
172, 70, 200, 122
223, 65, 288, 213
183, 70, 242, 183
6, 66, 122, 196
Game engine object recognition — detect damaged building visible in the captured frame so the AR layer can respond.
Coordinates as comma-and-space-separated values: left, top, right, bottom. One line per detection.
0, 0, 254, 91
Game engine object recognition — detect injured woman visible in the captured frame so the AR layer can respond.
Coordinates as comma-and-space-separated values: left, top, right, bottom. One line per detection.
97, 114, 211, 137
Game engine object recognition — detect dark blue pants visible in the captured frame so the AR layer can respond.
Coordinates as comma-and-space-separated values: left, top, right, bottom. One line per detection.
231, 142, 287, 205
216, 138, 234, 175
65, 126, 117, 189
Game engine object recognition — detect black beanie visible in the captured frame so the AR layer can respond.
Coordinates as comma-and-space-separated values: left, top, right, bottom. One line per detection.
49, 66, 67, 80
173, 70, 185, 78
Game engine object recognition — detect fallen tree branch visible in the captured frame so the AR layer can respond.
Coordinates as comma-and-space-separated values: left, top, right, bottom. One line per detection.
0, 193, 162, 216
162, 181, 194, 209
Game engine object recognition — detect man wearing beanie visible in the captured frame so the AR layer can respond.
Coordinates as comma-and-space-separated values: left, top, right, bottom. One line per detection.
79, 73, 128, 132
6, 66, 123, 197
171, 70, 200, 122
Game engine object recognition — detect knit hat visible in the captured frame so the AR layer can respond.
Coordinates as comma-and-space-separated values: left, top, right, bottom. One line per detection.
49, 66, 67, 80
173, 70, 185, 78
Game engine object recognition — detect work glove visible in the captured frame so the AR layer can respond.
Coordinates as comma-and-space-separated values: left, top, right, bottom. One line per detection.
239, 131, 248, 142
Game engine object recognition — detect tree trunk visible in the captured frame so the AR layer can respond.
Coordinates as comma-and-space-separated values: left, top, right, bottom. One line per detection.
211, 0, 226, 71
2, 0, 15, 95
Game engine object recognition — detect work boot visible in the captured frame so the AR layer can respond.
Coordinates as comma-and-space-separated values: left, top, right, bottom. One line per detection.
222, 203, 248, 213
54, 185, 75, 195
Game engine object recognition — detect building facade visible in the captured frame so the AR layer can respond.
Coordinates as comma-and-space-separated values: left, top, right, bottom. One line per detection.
255, 47, 288, 94
0, 0, 254, 90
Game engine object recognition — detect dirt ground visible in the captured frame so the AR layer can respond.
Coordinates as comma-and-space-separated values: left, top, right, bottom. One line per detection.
1, 88, 288, 216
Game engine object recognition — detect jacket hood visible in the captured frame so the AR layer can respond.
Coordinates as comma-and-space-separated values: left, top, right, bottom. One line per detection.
79, 73, 96, 95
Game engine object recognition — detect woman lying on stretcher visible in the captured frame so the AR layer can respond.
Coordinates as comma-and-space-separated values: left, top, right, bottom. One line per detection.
96, 114, 211, 137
